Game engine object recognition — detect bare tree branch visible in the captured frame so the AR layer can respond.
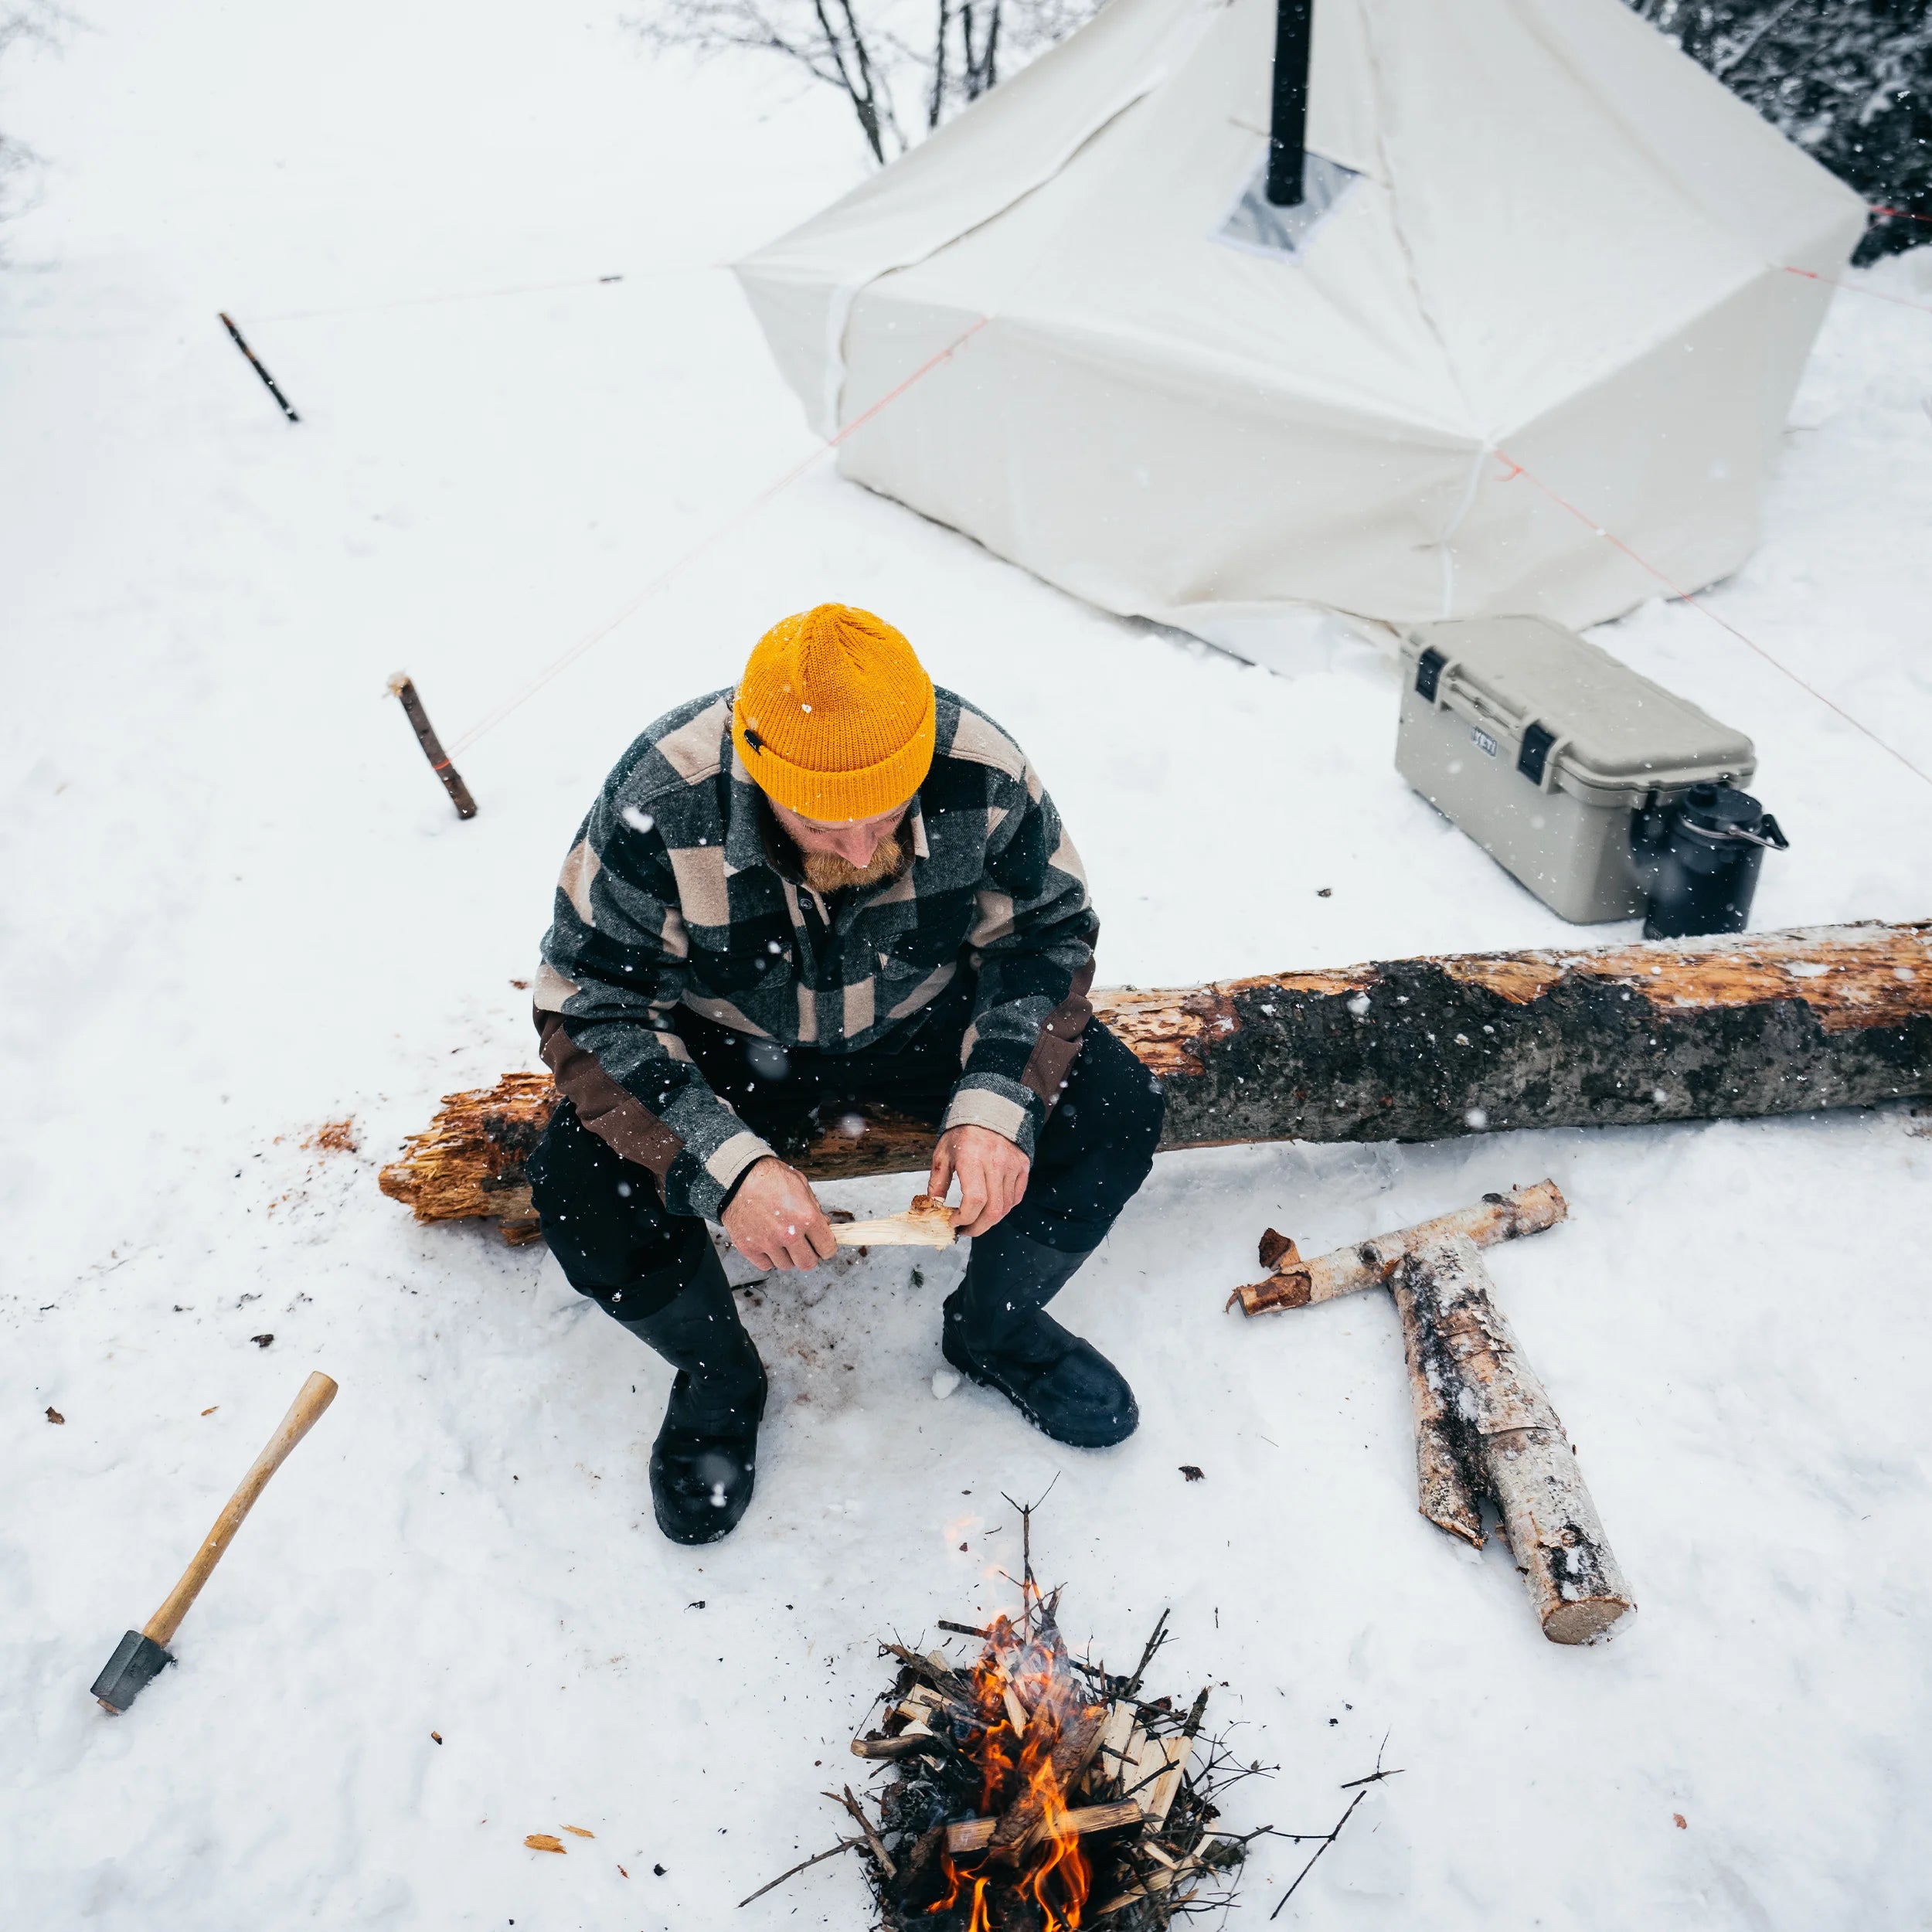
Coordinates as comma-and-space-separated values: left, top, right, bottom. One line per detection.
634, 0, 1100, 164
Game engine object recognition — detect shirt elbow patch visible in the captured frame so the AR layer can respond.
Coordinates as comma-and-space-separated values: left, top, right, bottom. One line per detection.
559, 838, 601, 925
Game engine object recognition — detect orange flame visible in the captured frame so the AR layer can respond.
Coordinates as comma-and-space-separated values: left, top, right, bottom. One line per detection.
925, 1602, 1098, 1930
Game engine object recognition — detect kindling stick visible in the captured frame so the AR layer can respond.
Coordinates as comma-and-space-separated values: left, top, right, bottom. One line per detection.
832, 1196, 956, 1250
389, 674, 479, 819
216, 313, 301, 422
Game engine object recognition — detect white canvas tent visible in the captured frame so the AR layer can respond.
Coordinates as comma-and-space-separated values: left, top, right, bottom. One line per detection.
734, 0, 1866, 663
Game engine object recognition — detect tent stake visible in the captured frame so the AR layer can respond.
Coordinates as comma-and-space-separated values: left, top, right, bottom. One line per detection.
389, 675, 478, 819
216, 313, 301, 422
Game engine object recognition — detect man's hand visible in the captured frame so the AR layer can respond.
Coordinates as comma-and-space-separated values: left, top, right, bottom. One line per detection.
928, 1124, 1031, 1239
723, 1158, 838, 1272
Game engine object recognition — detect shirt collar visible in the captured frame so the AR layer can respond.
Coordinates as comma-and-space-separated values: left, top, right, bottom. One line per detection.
723, 738, 777, 878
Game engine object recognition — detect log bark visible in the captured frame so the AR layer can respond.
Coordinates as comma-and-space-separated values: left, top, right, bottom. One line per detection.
1389, 1235, 1634, 1645
1232, 1179, 1568, 1315
379, 920, 1932, 1240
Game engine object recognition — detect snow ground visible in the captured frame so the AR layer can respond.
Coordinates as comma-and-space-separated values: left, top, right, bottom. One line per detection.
3, 4, 1930, 1927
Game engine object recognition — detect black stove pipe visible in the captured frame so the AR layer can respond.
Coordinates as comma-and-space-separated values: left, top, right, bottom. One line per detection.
1267, 0, 1313, 206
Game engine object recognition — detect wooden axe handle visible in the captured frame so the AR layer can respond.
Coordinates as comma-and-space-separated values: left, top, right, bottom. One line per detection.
142, 1371, 338, 1648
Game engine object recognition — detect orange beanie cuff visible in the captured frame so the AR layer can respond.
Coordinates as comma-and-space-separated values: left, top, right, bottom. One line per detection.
733, 604, 937, 821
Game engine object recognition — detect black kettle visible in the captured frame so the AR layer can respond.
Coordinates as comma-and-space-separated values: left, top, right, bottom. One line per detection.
1631, 782, 1788, 939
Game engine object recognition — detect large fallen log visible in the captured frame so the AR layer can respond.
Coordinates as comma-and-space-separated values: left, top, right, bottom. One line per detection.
379, 920, 1932, 1240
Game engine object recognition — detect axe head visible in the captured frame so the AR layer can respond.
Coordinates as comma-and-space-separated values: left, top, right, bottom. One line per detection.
92, 1630, 174, 1713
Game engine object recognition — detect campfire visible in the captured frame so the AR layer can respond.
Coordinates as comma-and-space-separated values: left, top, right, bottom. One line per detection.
748, 1514, 1264, 1928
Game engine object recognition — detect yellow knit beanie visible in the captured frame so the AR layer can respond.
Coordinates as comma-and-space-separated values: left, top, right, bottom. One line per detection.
733, 604, 936, 821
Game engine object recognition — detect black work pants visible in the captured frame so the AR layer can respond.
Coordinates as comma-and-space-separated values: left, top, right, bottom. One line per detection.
526, 1007, 1165, 1319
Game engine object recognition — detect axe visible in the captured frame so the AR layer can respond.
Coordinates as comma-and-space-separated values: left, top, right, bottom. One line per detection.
91, 1371, 338, 1713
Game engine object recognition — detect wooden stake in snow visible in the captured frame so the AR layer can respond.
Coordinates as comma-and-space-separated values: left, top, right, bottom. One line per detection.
1234, 1182, 1634, 1645
388, 674, 478, 820
217, 313, 301, 423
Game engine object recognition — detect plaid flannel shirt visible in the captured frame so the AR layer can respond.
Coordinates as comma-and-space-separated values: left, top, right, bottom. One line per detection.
533, 687, 1097, 1220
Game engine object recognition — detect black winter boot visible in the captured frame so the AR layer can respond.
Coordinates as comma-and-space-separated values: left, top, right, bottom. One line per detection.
615, 1242, 767, 1544
942, 1226, 1137, 1448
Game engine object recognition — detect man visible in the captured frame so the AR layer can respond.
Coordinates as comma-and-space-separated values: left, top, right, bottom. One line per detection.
526, 604, 1165, 1543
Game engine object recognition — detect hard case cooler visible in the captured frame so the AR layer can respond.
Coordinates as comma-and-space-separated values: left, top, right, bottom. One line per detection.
1396, 617, 1756, 923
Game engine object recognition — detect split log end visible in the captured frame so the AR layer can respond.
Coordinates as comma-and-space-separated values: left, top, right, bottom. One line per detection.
1541, 1593, 1636, 1646
1230, 1270, 1315, 1316
1415, 1418, 1485, 1547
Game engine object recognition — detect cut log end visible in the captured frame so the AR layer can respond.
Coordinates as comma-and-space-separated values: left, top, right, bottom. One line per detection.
1541, 1594, 1636, 1646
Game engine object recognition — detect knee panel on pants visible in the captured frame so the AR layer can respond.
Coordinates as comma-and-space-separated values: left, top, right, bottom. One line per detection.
527, 1102, 702, 1298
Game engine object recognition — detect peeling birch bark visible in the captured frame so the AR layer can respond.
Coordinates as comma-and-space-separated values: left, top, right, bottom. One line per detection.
1389, 1235, 1634, 1644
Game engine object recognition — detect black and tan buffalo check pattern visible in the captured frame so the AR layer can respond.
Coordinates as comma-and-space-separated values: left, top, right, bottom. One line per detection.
534, 687, 1097, 1220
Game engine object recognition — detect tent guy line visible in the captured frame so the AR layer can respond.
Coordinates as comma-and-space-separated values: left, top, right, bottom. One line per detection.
231, 199, 1926, 328
441, 316, 993, 759
250, 266, 722, 324
1781, 265, 1932, 318
426, 304, 1925, 787
1493, 451, 1932, 793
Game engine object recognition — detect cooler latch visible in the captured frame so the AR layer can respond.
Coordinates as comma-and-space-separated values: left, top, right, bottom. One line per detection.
1414, 648, 1447, 702
1517, 722, 1557, 786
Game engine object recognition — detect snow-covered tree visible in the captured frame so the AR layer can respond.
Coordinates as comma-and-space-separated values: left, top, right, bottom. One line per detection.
1628, 0, 1930, 260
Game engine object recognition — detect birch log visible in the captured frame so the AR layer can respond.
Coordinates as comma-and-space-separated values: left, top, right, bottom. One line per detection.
379, 920, 1932, 1240
1389, 1235, 1633, 1644
1230, 1179, 1567, 1315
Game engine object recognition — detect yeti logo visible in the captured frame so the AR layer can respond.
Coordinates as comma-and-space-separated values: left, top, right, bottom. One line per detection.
1470, 726, 1499, 758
